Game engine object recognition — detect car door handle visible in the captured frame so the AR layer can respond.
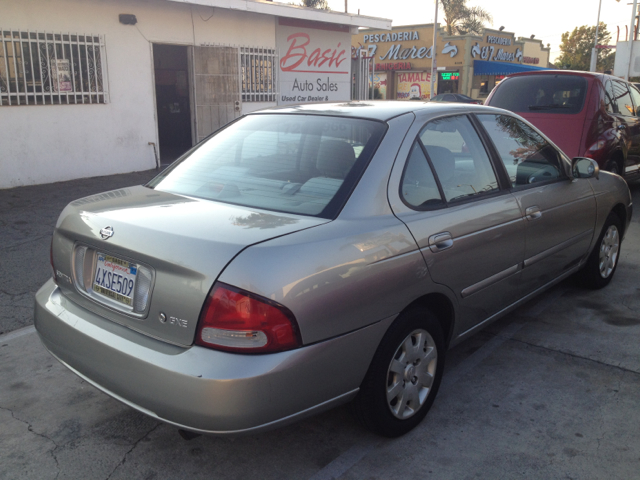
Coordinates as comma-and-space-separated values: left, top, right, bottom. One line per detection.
428, 232, 453, 252
525, 206, 542, 220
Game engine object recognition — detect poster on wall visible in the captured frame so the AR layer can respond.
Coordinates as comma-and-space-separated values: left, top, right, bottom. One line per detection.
369, 72, 387, 99
52, 59, 73, 92
397, 71, 434, 100
276, 19, 351, 105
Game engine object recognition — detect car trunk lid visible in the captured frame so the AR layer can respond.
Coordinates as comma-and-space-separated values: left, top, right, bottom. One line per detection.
52, 186, 328, 346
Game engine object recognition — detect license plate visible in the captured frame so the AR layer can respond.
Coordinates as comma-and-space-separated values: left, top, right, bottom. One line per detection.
92, 253, 137, 306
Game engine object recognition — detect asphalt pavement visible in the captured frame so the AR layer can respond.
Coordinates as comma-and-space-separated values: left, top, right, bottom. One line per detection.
0, 169, 160, 335
0, 174, 639, 479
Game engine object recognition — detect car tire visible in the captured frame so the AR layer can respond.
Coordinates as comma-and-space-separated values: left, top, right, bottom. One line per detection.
350, 308, 445, 437
605, 158, 623, 176
578, 212, 623, 289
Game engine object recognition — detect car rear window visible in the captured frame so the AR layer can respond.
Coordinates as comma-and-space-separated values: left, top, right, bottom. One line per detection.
489, 74, 588, 114
148, 114, 386, 219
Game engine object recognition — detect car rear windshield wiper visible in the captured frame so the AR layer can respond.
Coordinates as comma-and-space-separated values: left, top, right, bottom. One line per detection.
528, 104, 571, 110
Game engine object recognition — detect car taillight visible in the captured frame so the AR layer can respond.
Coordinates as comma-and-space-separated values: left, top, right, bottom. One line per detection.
195, 283, 301, 354
587, 139, 607, 152
50, 237, 57, 284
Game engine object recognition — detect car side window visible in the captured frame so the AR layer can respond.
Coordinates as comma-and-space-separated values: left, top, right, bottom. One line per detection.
612, 81, 634, 117
477, 114, 563, 189
401, 142, 444, 208
443, 94, 456, 101
602, 80, 615, 114
628, 85, 640, 116
418, 115, 499, 202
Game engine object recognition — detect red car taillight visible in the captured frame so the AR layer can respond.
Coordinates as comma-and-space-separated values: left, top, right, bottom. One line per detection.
195, 283, 301, 354
587, 139, 607, 152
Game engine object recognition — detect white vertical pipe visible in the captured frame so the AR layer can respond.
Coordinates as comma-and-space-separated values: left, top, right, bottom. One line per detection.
430, 0, 438, 99
590, 0, 603, 72
627, 0, 638, 80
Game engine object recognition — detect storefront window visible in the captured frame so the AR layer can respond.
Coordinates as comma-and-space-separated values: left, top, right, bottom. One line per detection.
438, 71, 459, 94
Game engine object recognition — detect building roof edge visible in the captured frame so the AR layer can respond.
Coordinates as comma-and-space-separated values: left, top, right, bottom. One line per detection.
166, 0, 392, 30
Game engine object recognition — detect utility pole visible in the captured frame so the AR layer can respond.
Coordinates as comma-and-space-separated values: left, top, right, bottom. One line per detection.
589, 0, 603, 71
345, 0, 347, 13
430, 0, 438, 99
627, 0, 639, 80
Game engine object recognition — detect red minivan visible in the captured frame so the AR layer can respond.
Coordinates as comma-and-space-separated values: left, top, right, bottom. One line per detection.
486, 70, 640, 180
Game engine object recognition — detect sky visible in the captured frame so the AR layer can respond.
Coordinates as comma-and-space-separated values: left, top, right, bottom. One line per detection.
327, 0, 635, 62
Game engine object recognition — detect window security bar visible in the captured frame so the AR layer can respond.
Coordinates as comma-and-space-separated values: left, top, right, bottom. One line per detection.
240, 46, 278, 102
0, 29, 108, 106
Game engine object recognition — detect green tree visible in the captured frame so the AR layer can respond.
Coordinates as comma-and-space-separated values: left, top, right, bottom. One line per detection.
555, 22, 615, 72
298, 0, 330, 9
441, 0, 493, 36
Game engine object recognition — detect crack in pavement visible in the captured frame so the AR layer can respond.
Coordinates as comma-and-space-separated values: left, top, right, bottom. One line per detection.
0, 233, 51, 251
507, 337, 640, 376
104, 422, 162, 480
0, 405, 61, 479
0, 289, 35, 298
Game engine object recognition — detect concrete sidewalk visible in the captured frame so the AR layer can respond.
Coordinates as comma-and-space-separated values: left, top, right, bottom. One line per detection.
0, 169, 160, 335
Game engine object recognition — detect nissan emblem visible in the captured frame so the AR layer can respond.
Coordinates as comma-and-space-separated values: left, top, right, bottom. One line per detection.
100, 226, 114, 239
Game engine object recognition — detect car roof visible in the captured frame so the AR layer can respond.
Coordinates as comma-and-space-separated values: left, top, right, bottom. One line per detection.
500, 69, 634, 86
505, 69, 602, 79
249, 101, 495, 122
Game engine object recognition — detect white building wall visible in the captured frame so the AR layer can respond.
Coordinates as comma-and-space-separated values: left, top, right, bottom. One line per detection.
0, 0, 276, 188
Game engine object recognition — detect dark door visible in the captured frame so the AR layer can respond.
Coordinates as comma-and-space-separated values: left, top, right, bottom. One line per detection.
153, 44, 193, 165
624, 83, 640, 177
609, 79, 640, 175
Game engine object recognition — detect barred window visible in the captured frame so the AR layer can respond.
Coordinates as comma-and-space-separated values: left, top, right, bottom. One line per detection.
240, 47, 277, 102
0, 29, 108, 106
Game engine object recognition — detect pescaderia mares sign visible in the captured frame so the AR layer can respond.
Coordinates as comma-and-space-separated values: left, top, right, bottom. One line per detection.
276, 19, 351, 105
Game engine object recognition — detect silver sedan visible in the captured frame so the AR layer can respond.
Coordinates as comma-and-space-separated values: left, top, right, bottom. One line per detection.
35, 102, 632, 438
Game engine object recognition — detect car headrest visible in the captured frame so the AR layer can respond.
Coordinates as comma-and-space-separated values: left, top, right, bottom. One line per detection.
316, 140, 356, 179
424, 145, 455, 181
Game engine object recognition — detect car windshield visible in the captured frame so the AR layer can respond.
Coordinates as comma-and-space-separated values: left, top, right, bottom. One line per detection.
489, 74, 588, 114
148, 114, 386, 219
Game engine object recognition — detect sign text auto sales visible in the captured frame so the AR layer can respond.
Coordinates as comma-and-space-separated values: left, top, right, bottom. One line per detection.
276, 24, 351, 105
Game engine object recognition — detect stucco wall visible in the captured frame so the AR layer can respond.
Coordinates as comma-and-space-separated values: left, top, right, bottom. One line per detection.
0, 0, 276, 188
519, 38, 550, 67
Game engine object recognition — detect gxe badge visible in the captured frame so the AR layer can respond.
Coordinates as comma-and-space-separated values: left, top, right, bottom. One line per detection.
100, 226, 114, 239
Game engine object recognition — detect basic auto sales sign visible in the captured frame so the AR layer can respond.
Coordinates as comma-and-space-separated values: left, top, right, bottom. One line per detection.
276, 19, 351, 105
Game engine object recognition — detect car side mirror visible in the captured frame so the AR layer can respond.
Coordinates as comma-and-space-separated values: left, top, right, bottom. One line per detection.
572, 157, 599, 180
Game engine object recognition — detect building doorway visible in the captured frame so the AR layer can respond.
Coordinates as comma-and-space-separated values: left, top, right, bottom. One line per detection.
153, 44, 192, 166
438, 71, 460, 94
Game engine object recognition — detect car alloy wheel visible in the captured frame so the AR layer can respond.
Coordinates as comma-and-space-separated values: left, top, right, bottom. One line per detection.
386, 329, 437, 419
598, 225, 619, 279
350, 307, 445, 437
579, 211, 623, 289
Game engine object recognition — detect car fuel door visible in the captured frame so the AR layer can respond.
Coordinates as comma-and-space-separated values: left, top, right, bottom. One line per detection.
388, 114, 526, 336
476, 113, 597, 295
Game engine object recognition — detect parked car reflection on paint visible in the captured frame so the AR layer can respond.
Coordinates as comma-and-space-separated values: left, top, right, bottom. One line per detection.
35, 101, 632, 438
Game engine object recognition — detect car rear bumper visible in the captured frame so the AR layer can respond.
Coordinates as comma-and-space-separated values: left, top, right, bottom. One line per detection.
34, 280, 393, 435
